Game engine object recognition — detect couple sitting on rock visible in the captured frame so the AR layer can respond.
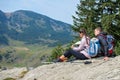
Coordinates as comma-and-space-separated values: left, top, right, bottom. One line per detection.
56, 27, 115, 62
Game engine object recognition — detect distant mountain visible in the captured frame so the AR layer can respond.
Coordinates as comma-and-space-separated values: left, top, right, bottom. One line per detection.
0, 10, 73, 46
0, 10, 9, 45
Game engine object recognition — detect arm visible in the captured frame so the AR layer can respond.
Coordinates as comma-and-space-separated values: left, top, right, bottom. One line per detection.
98, 35, 108, 57
72, 38, 86, 51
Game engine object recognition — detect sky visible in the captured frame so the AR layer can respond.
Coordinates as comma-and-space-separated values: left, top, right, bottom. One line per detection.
0, 0, 79, 24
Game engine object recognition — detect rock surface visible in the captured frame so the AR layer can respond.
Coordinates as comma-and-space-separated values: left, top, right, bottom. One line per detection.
0, 56, 120, 80
0, 67, 27, 80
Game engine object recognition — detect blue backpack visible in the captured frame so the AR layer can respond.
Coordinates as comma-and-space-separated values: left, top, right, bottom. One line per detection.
88, 38, 100, 57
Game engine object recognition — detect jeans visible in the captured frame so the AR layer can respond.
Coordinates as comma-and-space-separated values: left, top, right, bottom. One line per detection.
64, 49, 88, 60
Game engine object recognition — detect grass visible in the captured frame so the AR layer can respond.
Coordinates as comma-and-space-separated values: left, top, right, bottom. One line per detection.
3, 78, 16, 80
0, 40, 54, 68
0, 38, 69, 68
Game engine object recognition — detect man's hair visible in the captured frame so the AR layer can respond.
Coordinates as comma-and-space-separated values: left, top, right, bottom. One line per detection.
95, 27, 102, 32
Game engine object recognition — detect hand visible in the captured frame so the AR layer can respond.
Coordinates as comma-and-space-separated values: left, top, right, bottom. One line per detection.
71, 45, 74, 49
103, 56, 109, 61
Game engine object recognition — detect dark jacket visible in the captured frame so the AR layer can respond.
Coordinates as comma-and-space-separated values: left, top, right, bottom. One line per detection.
97, 32, 108, 56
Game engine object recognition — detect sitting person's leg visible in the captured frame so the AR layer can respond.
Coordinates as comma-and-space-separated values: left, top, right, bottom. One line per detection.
57, 49, 88, 62
56, 50, 72, 62
64, 49, 88, 60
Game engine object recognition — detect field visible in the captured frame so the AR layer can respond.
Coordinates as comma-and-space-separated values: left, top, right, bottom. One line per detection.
0, 39, 54, 68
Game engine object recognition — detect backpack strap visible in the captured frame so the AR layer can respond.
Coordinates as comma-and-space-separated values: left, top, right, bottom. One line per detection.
85, 36, 90, 45
98, 33, 107, 40
98, 33, 108, 45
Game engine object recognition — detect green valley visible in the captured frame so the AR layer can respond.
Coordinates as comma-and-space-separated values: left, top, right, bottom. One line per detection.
0, 10, 73, 68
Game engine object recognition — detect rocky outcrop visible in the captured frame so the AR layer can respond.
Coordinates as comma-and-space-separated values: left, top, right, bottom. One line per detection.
0, 56, 120, 80
0, 67, 27, 80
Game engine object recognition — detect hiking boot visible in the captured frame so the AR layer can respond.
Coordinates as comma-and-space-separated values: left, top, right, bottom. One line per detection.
53, 58, 64, 63
53, 55, 68, 63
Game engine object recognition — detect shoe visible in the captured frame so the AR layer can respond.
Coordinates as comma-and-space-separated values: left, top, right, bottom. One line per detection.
53, 58, 63, 63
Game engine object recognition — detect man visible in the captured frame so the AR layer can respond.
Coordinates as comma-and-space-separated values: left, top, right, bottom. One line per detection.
94, 27, 109, 61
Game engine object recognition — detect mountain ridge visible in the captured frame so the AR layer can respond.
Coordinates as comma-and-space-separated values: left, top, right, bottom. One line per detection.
0, 10, 73, 46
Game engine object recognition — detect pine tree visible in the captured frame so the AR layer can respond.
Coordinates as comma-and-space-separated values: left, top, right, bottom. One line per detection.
98, 0, 120, 40
72, 0, 120, 40
72, 0, 98, 37
72, 0, 120, 54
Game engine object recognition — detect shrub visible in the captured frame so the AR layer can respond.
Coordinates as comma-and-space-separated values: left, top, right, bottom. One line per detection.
49, 45, 65, 61
115, 41, 120, 55
3, 78, 16, 80
19, 70, 28, 78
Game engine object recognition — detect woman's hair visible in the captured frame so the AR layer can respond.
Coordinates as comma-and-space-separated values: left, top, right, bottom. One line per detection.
79, 28, 89, 45
79, 28, 87, 36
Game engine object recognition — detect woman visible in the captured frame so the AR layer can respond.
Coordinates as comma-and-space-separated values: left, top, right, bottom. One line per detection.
56, 28, 91, 62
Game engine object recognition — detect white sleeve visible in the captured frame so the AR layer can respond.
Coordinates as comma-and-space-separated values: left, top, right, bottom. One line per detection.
73, 38, 86, 51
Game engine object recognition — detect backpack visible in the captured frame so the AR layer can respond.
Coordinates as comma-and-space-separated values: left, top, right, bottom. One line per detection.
99, 33, 115, 56
106, 35, 115, 55
88, 38, 100, 57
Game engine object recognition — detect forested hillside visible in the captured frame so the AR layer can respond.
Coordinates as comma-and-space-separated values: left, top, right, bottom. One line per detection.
0, 10, 73, 46
0, 10, 73, 67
